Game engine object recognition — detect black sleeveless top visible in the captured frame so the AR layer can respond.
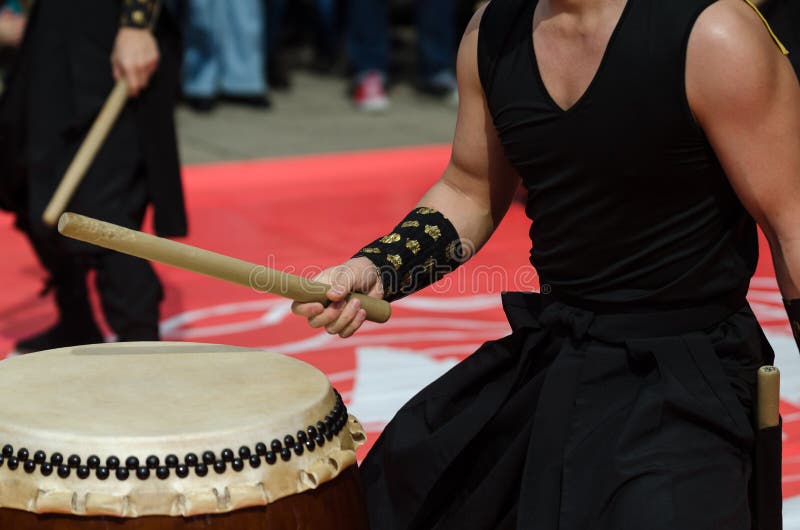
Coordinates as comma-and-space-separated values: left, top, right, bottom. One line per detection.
762, 0, 800, 75
478, 0, 759, 310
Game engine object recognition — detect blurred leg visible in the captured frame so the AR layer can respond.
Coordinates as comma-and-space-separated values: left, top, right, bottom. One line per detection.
346, 0, 388, 77
218, 0, 267, 96
94, 252, 163, 342
415, 0, 456, 80
15, 228, 102, 353
181, 0, 219, 98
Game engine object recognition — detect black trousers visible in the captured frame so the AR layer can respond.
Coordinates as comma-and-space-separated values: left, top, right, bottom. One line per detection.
27, 224, 162, 342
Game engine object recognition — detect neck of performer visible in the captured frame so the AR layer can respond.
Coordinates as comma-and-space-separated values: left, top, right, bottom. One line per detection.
539, 0, 626, 17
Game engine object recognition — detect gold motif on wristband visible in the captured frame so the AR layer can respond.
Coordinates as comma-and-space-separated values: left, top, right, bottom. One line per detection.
402, 221, 420, 228
406, 240, 421, 255
380, 233, 401, 244
387, 255, 403, 269
361, 247, 381, 254
445, 241, 461, 262
417, 207, 437, 215
424, 225, 442, 240
423, 257, 435, 272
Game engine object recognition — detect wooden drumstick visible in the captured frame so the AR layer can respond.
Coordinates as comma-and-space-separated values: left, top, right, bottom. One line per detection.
42, 79, 129, 226
758, 366, 781, 430
57, 212, 392, 324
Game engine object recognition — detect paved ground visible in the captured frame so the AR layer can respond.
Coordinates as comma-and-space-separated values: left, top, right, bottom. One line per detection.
175, 70, 458, 164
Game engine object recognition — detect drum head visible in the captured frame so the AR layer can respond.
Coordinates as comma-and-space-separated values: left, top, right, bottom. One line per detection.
0, 343, 364, 518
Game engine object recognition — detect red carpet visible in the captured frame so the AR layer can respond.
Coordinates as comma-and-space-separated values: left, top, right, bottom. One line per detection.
2, 145, 799, 513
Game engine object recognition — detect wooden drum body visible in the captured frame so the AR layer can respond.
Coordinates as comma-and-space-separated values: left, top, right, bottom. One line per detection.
0, 343, 368, 529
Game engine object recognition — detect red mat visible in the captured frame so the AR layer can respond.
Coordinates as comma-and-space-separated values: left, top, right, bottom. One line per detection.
2, 145, 799, 510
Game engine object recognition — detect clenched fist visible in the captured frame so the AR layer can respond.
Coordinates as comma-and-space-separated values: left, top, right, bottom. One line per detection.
111, 27, 159, 97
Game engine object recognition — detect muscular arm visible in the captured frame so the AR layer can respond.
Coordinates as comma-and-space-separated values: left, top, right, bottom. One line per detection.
687, 0, 800, 329
291, 7, 520, 336
416, 8, 520, 257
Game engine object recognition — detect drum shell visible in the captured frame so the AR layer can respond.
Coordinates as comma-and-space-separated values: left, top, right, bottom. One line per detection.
0, 465, 368, 530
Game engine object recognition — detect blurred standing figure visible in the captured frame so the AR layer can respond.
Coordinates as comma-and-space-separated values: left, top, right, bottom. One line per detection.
182, 0, 270, 111
0, 0, 187, 353
348, 0, 458, 112
758, 0, 800, 75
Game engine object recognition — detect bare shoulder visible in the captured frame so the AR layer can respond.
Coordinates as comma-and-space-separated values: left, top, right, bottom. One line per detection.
687, 0, 790, 117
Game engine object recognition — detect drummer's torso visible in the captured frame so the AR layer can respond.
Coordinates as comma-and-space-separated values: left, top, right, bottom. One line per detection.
479, 0, 758, 308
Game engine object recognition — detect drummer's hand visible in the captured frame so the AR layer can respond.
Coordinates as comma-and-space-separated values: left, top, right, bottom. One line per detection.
111, 28, 159, 97
0, 9, 25, 47
291, 257, 384, 338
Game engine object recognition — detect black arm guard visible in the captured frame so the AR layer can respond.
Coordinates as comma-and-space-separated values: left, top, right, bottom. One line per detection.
786, 298, 800, 352
354, 207, 465, 302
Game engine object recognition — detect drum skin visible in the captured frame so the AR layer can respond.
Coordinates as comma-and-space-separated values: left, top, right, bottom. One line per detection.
0, 466, 368, 530
0, 343, 369, 528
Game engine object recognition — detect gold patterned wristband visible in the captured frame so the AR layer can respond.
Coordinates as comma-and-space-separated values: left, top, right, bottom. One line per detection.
354, 208, 464, 302
786, 299, 800, 352
120, 0, 159, 29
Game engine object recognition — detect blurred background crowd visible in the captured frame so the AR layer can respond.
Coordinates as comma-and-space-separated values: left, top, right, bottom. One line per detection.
0, 0, 483, 112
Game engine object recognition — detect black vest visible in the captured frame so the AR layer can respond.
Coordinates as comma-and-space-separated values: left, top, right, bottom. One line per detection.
478, 0, 759, 310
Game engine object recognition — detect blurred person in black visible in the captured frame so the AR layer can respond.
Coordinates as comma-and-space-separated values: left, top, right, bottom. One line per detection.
758, 0, 800, 75
0, 0, 187, 353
